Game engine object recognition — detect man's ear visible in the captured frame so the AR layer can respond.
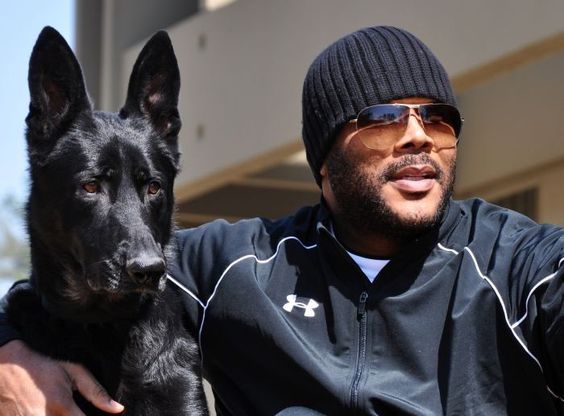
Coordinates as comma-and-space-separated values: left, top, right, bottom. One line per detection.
320, 163, 328, 178
26, 26, 91, 149
120, 31, 181, 138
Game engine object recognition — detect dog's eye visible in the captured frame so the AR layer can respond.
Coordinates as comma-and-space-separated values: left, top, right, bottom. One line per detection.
148, 181, 161, 195
82, 181, 100, 193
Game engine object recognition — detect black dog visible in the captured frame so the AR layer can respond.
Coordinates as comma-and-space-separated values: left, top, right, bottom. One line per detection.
5, 27, 208, 415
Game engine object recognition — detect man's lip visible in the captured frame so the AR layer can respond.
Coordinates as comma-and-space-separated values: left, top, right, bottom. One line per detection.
388, 165, 437, 193
391, 164, 437, 180
390, 178, 435, 193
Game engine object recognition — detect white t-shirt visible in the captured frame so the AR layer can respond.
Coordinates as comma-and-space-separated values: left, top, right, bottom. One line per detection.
346, 250, 390, 283
329, 223, 390, 283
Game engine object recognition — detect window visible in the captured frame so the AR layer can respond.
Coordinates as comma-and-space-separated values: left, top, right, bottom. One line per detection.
491, 187, 538, 221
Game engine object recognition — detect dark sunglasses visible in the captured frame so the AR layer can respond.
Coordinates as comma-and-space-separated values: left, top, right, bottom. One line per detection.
350, 103, 463, 151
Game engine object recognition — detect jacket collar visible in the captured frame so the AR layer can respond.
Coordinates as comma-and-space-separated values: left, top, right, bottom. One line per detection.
314, 198, 462, 291
316, 197, 462, 260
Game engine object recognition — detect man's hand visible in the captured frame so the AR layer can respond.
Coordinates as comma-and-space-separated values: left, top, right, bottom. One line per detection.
0, 340, 124, 415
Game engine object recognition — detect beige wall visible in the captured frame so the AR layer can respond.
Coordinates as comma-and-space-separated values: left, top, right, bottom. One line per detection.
455, 49, 564, 193
458, 160, 564, 226
453, 48, 564, 226
118, 0, 564, 223
122, 0, 564, 187
540, 163, 564, 225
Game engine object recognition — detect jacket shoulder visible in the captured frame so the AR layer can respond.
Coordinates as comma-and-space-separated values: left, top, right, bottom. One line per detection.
174, 203, 320, 258
447, 198, 563, 284
169, 205, 322, 299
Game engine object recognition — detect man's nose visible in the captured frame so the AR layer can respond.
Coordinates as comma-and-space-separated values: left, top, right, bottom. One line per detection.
394, 113, 434, 152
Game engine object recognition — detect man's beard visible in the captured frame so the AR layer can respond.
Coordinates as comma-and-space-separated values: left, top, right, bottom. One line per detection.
326, 148, 456, 242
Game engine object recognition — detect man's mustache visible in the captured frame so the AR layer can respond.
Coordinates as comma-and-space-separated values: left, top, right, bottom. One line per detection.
381, 154, 444, 182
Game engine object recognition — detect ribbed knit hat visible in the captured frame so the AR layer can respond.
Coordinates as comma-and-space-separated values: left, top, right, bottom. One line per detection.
302, 26, 457, 186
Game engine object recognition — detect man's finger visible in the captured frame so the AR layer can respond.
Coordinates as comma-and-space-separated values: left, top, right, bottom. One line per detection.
60, 362, 125, 414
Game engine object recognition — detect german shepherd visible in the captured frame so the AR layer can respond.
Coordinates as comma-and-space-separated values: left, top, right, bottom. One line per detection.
5, 27, 208, 415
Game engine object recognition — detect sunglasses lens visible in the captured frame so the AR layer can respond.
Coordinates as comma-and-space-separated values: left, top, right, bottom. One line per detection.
354, 104, 462, 151
356, 106, 408, 130
356, 106, 409, 150
419, 104, 462, 137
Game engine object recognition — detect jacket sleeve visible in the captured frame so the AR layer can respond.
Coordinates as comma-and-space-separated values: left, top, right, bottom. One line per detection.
0, 280, 27, 346
169, 220, 245, 336
168, 228, 208, 335
539, 263, 563, 400
169, 218, 260, 336
514, 225, 564, 401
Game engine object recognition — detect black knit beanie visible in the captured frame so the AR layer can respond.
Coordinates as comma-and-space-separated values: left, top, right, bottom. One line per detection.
302, 26, 457, 186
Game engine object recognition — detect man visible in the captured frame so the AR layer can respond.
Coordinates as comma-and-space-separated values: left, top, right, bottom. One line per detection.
0, 26, 562, 415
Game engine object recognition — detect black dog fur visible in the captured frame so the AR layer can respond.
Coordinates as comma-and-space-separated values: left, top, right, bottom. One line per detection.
5, 27, 208, 415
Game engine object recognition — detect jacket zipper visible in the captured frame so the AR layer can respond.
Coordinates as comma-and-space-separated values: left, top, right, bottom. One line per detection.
350, 290, 368, 409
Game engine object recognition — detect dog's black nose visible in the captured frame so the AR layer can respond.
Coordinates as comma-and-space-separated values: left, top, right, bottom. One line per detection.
126, 256, 166, 286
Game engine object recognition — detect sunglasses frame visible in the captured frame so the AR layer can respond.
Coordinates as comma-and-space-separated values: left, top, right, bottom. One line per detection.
349, 103, 464, 147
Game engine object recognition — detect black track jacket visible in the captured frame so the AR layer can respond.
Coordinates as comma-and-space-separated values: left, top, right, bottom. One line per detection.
168, 198, 563, 415
0, 198, 563, 415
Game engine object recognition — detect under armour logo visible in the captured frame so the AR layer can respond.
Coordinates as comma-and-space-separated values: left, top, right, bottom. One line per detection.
283, 294, 319, 317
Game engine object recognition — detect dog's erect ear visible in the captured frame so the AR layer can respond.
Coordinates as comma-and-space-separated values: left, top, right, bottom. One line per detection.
120, 31, 181, 138
26, 26, 91, 142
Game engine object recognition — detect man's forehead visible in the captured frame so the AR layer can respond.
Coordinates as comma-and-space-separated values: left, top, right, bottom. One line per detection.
389, 97, 437, 105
